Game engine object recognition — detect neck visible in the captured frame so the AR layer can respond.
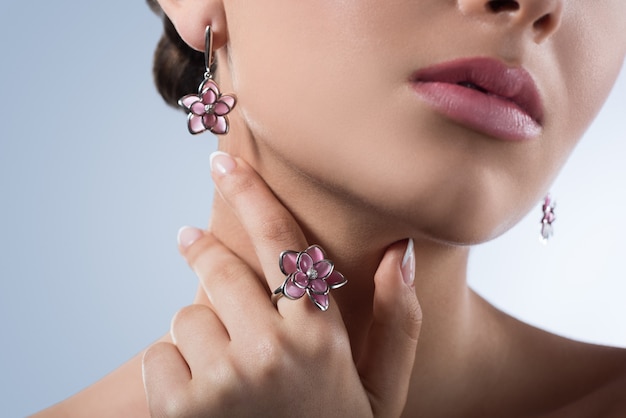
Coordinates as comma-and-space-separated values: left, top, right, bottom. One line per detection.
207, 137, 475, 362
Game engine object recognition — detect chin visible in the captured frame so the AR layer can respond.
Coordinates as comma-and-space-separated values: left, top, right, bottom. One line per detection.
405, 184, 536, 247
421, 218, 515, 247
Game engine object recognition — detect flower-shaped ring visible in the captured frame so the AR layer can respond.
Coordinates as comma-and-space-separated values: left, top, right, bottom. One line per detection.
272, 245, 347, 311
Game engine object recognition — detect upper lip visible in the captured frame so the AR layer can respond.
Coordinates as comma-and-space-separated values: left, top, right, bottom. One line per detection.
411, 57, 544, 125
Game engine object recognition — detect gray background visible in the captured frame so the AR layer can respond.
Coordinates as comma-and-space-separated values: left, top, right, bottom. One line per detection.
1, 2, 624, 417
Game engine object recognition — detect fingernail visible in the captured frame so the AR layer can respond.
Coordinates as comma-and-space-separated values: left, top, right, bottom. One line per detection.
177, 226, 203, 249
210, 151, 237, 176
401, 238, 415, 287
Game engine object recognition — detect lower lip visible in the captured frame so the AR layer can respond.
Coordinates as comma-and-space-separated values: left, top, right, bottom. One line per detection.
412, 82, 541, 141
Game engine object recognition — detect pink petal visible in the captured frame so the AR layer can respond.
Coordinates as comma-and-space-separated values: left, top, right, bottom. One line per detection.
203, 113, 218, 129
201, 80, 219, 104
209, 116, 228, 135
308, 278, 329, 295
298, 252, 313, 272
293, 271, 309, 289
191, 101, 206, 116
202, 79, 221, 93
313, 260, 332, 279
188, 114, 205, 134
280, 251, 298, 275
214, 100, 232, 116
218, 95, 236, 112
326, 270, 347, 289
307, 245, 325, 263
284, 279, 306, 299
543, 196, 552, 206
201, 89, 217, 105
179, 94, 200, 110
308, 291, 329, 311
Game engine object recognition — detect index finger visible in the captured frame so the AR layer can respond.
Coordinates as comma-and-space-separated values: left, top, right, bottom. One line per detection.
209, 151, 343, 314
210, 151, 307, 282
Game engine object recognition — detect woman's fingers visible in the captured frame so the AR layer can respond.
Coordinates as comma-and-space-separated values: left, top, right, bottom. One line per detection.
358, 239, 422, 418
209, 151, 324, 314
159, 175, 421, 416
167, 227, 363, 417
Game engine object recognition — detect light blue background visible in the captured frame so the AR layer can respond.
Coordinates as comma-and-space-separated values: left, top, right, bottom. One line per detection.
1, 2, 624, 417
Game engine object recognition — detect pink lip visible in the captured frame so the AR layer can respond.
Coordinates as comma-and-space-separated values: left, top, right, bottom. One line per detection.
410, 57, 544, 141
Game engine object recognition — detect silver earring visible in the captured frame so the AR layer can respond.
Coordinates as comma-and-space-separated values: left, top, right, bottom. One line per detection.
178, 26, 237, 135
540, 194, 556, 243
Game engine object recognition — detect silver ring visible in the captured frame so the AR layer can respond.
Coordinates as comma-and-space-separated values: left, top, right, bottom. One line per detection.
272, 245, 347, 311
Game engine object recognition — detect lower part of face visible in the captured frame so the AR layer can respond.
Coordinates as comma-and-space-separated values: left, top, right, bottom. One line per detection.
222, 0, 626, 244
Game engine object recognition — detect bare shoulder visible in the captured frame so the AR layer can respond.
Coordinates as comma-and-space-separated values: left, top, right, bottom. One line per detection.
459, 294, 626, 417
595, 371, 626, 417
508, 318, 626, 417
545, 359, 626, 417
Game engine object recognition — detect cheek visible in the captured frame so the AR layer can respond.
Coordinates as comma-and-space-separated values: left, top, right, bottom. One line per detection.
549, 5, 626, 159
227, 3, 338, 155
225, 1, 403, 182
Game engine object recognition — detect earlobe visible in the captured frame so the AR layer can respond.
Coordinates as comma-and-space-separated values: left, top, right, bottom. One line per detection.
155, 0, 227, 52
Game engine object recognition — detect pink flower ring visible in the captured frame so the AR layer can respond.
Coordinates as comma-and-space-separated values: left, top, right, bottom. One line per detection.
273, 245, 347, 311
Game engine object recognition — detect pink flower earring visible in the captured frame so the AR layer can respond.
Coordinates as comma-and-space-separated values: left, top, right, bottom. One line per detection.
540, 194, 556, 243
178, 26, 237, 135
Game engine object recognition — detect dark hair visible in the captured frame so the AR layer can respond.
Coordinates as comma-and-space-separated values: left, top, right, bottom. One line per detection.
146, 0, 204, 109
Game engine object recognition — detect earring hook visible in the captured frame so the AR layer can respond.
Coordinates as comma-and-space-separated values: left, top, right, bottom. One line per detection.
204, 25, 214, 79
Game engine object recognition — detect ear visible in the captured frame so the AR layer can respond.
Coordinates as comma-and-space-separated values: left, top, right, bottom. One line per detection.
156, 0, 228, 52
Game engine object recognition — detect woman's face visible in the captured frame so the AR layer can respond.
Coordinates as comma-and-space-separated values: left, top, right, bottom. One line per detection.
219, 0, 626, 244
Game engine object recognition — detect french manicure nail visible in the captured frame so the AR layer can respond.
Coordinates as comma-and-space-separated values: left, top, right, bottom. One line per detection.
210, 151, 237, 176
401, 238, 415, 287
177, 226, 203, 249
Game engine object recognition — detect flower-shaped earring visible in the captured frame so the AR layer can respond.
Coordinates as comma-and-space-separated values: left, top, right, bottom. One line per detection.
178, 26, 237, 135
540, 194, 556, 243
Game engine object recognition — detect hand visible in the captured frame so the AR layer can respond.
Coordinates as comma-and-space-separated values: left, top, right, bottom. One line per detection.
142, 152, 422, 418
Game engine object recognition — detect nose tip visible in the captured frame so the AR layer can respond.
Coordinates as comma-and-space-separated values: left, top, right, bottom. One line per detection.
458, 0, 564, 44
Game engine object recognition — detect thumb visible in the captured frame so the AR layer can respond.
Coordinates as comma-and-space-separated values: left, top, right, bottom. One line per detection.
358, 239, 422, 417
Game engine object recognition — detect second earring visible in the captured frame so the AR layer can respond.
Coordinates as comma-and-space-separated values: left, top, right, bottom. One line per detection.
540, 194, 556, 243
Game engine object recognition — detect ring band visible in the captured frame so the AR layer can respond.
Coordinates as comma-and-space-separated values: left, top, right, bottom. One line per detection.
272, 245, 347, 311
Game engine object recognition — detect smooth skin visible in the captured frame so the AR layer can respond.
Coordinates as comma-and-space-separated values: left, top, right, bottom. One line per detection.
34, 0, 626, 416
